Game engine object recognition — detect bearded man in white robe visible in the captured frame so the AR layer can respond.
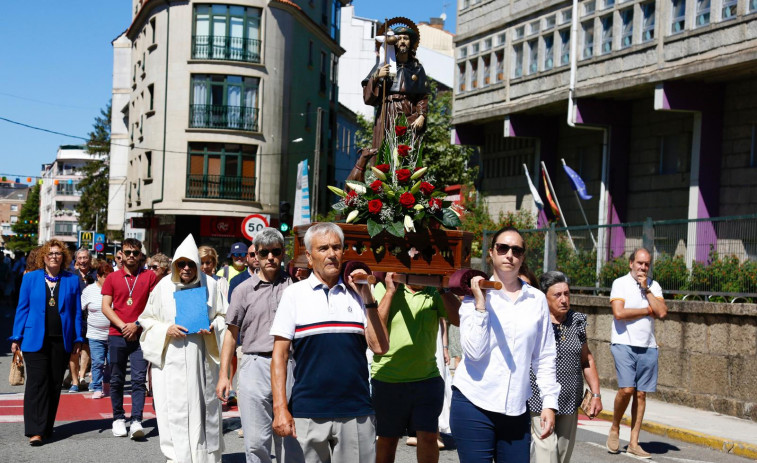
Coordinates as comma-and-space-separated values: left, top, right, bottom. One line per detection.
139, 234, 228, 463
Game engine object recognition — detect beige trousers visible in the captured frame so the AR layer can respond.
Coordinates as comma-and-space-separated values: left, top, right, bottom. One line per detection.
530, 412, 579, 463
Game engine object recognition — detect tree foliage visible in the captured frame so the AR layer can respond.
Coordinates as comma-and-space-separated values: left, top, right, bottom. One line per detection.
7, 184, 41, 252
75, 102, 111, 235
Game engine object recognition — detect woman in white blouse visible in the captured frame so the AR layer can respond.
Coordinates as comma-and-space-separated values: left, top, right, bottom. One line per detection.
82, 261, 114, 399
450, 226, 560, 463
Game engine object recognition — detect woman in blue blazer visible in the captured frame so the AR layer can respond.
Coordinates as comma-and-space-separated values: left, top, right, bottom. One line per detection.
10, 239, 83, 446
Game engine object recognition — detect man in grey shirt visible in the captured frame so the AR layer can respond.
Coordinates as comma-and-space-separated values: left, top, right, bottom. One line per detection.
217, 228, 304, 463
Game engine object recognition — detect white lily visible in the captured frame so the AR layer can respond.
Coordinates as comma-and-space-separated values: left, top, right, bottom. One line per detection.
413, 204, 424, 211
404, 215, 416, 233
371, 167, 387, 181
328, 186, 347, 197
345, 181, 366, 194
410, 167, 428, 180
346, 210, 360, 223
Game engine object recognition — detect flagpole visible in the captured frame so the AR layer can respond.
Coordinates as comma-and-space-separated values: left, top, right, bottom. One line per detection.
541, 161, 576, 250
561, 158, 597, 248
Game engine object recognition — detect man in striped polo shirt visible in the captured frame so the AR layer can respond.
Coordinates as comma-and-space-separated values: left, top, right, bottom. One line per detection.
270, 223, 389, 463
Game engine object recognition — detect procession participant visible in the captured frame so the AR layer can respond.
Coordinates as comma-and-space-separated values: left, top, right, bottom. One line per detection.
606, 248, 667, 458
271, 222, 389, 463
139, 234, 227, 463
10, 239, 83, 446
101, 238, 158, 439
217, 241, 248, 282
147, 252, 171, 282
68, 247, 97, 392
114, 250, 124, 270
82, 261, 115, 399
228, 243, 259, 301
217, 228, 303, 463
451, 227, 560, 463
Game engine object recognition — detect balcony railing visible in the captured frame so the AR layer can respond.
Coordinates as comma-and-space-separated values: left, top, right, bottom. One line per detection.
186, 174, 256, 201
192, 35, 261, 63
190, 105, 259, 132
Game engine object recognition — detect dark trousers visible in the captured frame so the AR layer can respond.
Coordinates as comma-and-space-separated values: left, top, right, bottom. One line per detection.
108, 335, 148, 422
23, 337, 68, 437
450, 388, 531, 463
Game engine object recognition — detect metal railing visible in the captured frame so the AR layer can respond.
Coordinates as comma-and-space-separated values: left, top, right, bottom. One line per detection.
189, 105, 259, 132
482, 214, 757, 301
186, 174, 256, 201
191, 35, 261, 63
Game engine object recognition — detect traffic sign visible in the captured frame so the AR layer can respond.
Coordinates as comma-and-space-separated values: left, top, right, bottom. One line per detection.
241, 214, 270, 241
95, 233, 106, 245
94, 242, 105, 252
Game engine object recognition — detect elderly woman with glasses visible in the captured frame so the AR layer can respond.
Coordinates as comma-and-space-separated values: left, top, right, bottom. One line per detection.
147, 253, 171, 282
450, 226, 559, 463
138, 234, 228, 463
10, 239, 84, 446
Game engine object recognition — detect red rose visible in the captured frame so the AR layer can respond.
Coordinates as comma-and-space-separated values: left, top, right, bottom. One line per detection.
428, 197, 442, 211
368, 199, 383, 214
399, 192, 416, 208
395, 125, 408, 137
397, 144, 411, 157
419, 182, 435, 195
345, 190, 358, 206
395, 169, 411, 183
375, 164, 390, 173
370, 180, 383, 193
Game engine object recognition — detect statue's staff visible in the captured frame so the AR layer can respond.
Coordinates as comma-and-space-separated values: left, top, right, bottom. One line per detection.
377, 18, 389, 146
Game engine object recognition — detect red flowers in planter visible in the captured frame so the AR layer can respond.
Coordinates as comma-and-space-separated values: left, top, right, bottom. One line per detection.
396, 169, 411, 183
397, 144, 411, 157
368, 199, 383, 214
399, 192, 416, 208
419, 182, 435, 195
395, 126, 408, 137
375, 164, 390, 173
428, 197, 443, 212
370, 180, 383, 193
345, 190, 358, 206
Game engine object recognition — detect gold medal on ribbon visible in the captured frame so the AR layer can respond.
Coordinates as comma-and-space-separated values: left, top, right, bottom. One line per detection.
127, 297, 133, 306
49, 298, 56, 307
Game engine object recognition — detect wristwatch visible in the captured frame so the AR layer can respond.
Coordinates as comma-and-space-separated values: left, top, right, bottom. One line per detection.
365, 302, 378, 309
592, 393, 601, 398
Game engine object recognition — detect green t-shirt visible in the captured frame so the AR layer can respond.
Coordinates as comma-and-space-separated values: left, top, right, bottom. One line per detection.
371, 283, 447, 383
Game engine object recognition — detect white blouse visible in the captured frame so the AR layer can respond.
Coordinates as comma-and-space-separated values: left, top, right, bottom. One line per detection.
453, 279, 560, 415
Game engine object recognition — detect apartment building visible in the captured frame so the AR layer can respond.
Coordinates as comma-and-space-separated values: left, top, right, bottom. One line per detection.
0, 183, 29, 246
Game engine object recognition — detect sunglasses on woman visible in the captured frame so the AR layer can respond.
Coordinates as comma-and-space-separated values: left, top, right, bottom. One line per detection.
494, 243, 525, 258
176, 261, 196, 269
256, 248, 283, 258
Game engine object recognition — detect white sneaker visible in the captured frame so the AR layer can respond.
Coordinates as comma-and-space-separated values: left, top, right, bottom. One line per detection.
129, 420, 145, 439
112, 419, 127, 437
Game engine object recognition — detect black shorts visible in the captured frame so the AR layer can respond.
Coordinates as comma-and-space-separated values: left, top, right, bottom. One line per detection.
371, 376, 444, 437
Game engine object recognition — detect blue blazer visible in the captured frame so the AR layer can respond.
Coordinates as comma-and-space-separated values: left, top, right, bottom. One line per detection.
10, 269, 84, 353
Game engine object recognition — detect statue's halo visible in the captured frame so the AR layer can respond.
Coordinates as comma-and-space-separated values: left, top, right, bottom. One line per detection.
375, 17, 421, 53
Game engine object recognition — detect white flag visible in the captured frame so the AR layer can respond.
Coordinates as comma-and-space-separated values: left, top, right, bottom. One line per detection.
293, 160, 311, 226
523, 164, 544, 210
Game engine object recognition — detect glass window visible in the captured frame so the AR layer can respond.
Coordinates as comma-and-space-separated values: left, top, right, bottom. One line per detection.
561, 9, 573, 24
483, 55, 491, 85
621, 9, 633, 48
582, 21, 594, 59
187, 143, 257, 200
459, 46, 468, 59
545, 15, 556, 29
671, 0, 685, 34
722, 0, 737, 20
544, 35, 554, 70
529, 21, 540, 35
513, 43, 523, 78
696, 0, 710, 26
458, 63, 467, 92
514, 26, 525, 40
584, 0, 596, 15
495, 51, 505, 81
472, 42, 480, 54
484, 38, 492, 50
190, 74, 260, 131
560, 30, 571, 65
192, 5, 262, 62
528, 40, 539, 74
751, 0, 757, 12
642, 2, 655, 41
603, 0, 615, 8
10, 204, 18, 211
497, 33, 506, 45
470, 60, 479, 88
601, 15, 613, 54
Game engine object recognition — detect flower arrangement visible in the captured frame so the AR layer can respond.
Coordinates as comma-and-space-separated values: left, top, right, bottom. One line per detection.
328, 115, 462, 238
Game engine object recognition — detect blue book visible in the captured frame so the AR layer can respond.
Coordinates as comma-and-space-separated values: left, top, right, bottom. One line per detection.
174, 287, 210, 334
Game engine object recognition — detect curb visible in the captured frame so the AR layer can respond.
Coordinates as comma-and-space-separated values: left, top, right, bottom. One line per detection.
595, 410, 757, 460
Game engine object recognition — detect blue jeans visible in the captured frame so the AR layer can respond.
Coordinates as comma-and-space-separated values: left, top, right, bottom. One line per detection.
108, 335, 148, 422
88, 339, 110, 393
450, 388, 531, 463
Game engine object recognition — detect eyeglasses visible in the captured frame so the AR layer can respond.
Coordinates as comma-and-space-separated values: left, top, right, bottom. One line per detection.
494, 243, 525, 258
231, 253, 247, 258
176, 261, 196, 269
47, 252, 63, 257
256, 248, 283, 258
148, 265, 159, 270
122, 250, 141, 257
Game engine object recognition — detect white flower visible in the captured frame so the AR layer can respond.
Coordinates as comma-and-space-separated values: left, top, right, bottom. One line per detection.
346, 210, 360, 223
345, 181, 366, 195
404, 215, 416, 233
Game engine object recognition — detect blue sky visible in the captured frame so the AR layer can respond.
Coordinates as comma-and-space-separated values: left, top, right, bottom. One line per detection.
0, 1, 455, 183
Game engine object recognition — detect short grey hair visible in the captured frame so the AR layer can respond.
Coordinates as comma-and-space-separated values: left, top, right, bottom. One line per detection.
254, 228, 285, 250
304, 223, 344, 253
76, 248, 91, 258
539, 270, 570, 293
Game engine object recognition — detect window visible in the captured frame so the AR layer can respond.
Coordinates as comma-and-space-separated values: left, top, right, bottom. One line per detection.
308, 40, 314, 65
560, 30, 571, 65
320, 52, 327, 93
601, 16, 613, 54
10, 216, 17, 224
330, 0, 341, 41
514, 26, 525, 40
321, 0, 328, 25
470, 60, 478, 88
10, 204, 18, 212
459, 46, 468, 59
497, 33, 506, 45
529, 21, 540, 35
659, 134, 690, 174
187, 143, 257, 200
620, 9, 633, 47
584, 0, 596, 15
458, 63, 466, 92
190, 74, 260, 131
528, 40, 539, 74
145, 152, 152, 178
561, 9, 573, 24
472, 42, 480, 54
722, 0, 737, 20
56, 181, 80, 196
582, 21, 594, 59
513, 43, 524, 78
54, 222, 76, 236
483, 55, 491, 85
147, 84, 155, 111
484, 38, 492, 50
462, 0, 470, 8
671, 0, 685, 34
193, 5, 262, 62
544, 35, 554, 70
495, 51, 504, 81
642, 2, 655, 41
545, 15, 556, 29
150, 18, 156, 44
603, 0, 615, 8
696, 0, 710, 26
751, 0, 757, 12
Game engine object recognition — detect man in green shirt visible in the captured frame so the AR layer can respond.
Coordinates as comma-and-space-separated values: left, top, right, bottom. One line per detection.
372, 272, 460, 463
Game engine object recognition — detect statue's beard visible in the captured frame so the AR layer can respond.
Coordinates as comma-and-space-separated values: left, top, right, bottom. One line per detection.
397, 44, 409, 54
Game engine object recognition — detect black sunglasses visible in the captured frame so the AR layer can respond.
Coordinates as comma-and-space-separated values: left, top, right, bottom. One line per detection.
494, 243, 525, 257
148, 265, 159, 270
122, 250, 141, 257
256, 248, 283, 258
176, 261, 196, 269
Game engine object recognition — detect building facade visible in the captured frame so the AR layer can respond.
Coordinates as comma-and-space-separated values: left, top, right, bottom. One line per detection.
0, 183, 29, 247
109, 0, 347, 254
453, 0, 757, 263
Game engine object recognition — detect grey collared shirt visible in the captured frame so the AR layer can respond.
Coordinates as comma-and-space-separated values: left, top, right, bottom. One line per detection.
226, 270, 293, 353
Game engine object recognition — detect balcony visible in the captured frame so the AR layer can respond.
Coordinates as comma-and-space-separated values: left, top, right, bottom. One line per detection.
186, 174, 256, 201
190, 105, 259, 132
192, 36, 261, 63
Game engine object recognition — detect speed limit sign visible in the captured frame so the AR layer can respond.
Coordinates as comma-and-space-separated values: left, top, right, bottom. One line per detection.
241, 214, 270, 241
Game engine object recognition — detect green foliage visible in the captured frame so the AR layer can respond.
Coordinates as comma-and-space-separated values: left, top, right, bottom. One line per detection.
7, 184, 41, 252
355, 113, 373, 151
652, 254, 688, 290
75, 102, 111, 236
689, 250, 742, 293
599, 256, 628, 288
557, 249, 597, 287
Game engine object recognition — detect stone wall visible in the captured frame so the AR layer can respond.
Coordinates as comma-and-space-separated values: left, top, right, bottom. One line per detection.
573, 294, 757, 421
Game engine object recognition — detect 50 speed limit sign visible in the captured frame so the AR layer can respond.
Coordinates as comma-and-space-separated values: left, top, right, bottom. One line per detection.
241, 214, 270, 241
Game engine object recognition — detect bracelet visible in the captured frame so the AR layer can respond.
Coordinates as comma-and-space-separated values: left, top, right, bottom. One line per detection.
365, 302, 378, 309
592, 393, 601, 398
443, 345, 449, 349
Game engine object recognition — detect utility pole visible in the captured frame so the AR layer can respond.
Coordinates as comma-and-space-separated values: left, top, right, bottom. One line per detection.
312, 107, 323, 219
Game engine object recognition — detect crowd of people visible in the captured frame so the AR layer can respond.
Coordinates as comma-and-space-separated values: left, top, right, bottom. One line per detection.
7, 224, 666, 463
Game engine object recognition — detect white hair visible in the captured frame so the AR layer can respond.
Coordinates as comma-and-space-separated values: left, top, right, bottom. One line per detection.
304, 223, 344, 252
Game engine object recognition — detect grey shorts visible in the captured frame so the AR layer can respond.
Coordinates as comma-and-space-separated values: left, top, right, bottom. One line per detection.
610, 344, 658, 392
